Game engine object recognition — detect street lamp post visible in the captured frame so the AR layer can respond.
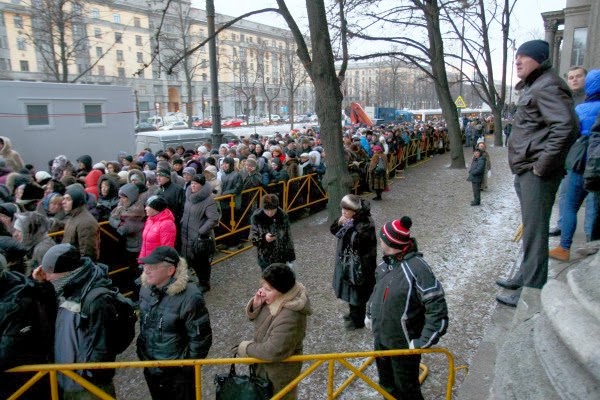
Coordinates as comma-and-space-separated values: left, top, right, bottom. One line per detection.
206, 0, 223, 145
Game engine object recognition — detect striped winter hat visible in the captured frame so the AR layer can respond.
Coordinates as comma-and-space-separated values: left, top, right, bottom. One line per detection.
380, 216, 413, 250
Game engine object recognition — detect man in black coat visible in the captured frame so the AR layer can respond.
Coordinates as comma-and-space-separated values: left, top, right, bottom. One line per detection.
467, 148, 486, 206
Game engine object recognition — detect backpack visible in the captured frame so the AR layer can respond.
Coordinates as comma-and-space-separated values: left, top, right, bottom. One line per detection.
0, 271, 56, 370
584, 132, 600, 192
81, 286, 137, 355
374, 157, 386, 176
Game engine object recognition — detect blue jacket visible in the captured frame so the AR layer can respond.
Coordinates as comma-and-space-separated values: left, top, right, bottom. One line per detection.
575, 69, 600, 136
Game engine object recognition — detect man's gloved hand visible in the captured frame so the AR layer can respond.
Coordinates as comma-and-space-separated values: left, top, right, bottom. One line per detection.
364, 316, 372, 330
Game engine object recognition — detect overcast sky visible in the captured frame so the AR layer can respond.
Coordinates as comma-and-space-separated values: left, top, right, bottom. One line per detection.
193, 0, 567, 76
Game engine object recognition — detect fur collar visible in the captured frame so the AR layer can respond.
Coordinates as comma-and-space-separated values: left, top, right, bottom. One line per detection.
267, 282, 312, 316
140, 257, 190, 296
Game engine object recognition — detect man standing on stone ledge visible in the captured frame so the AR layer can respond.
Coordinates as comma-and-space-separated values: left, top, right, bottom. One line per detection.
497, 40, 579, 307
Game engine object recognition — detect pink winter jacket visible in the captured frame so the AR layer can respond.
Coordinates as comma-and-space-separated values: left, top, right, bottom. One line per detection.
138, 208, 177, 261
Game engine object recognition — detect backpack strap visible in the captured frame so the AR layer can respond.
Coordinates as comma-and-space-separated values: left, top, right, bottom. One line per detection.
81, 286, 113, 318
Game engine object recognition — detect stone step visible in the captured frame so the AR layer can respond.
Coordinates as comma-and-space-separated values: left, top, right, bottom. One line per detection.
567, 253, 600, 322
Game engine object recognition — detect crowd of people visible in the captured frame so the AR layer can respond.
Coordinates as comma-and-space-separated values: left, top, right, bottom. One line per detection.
0, 121, 453, 398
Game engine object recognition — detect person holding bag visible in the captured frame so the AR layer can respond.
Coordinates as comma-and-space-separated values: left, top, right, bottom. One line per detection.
180, 174, 220, 292
236, 263, 312, 399
330, 194, 377, 331
369, 145, 388, 201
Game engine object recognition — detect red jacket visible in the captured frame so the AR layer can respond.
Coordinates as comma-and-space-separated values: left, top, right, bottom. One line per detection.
138, 208, 177, 260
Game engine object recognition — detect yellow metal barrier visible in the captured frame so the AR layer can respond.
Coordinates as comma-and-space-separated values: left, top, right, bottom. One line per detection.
7, 348, 455, 400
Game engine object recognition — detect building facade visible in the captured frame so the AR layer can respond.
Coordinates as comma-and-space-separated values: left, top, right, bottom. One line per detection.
0, 0, 315, 123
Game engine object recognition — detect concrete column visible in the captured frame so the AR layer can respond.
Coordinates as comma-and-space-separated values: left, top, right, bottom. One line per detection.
585, 0, 600, 70
553, 34, 563, 69
544, 18, 559, 65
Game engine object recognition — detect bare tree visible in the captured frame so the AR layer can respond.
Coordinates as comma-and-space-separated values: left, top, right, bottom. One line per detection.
281, 39, 309, 129
443, 0, 517, 146
255, 42, 284, 123
156, 1, 206, 126
221, 46, 260, 119
21, 0, 120, 82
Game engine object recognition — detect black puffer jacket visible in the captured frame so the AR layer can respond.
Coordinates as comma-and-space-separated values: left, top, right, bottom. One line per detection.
330, 201, 377, 305
180, 183, 220, 259
367, 249, 448, 349
508, 62, 579, 177
136, 259, 212, 366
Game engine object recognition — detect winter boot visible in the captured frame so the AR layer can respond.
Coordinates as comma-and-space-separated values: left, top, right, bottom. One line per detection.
549, 246, 570, 262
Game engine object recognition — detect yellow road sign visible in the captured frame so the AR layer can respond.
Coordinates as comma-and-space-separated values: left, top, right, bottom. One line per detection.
455, 96, 467, 108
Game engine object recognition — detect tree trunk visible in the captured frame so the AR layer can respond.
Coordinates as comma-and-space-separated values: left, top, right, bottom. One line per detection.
493, 106, 504, 146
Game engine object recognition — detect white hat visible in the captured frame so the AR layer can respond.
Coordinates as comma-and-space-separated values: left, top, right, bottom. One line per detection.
35, 171, 52, 183
198, 146, 208, 154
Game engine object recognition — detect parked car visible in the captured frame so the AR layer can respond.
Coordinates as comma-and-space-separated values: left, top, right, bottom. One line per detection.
192, 118, 212, 129
159, 121, 189, 130
222, 118, 245, 127
135, 122, 158, 133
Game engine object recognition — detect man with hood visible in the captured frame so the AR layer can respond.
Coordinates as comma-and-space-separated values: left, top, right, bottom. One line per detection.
31, 244, 120, 398
0, 136, 24, 172
498, 40, 579, 307
136, 246, 212, 400
180, 175, 220, 292
109, 183, 145, 269
62, 185, 99, 259
156, 168, 184, 224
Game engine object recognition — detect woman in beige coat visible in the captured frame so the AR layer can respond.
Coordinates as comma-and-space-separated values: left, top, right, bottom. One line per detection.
237, 263, 312, 399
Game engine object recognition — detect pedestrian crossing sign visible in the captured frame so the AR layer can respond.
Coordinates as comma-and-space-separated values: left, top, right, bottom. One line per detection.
455, 96, 467, 108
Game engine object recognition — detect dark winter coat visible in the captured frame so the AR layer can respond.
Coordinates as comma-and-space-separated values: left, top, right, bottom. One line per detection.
238, 283, 312, 399
467, 154, 486, 183
157, 180, 184, 222
508, 62, 579, 177
54, 259, 118, 391
249, 207, 296, 270
137, 260, 212, 367
367, 250, 448, 349
62, 205, 99, 259
0, 270, 56, 400
241, 169, 263, 190
220, 159, 242, 209
96, 175, 119, 221
330, 202, 377, 306
180, 183, 220, 260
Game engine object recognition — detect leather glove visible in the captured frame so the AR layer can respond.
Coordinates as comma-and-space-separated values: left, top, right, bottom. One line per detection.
364, 316, 372, 330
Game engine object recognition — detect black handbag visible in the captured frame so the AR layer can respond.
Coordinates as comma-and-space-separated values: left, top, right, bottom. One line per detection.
214, 362, 273, 400
341, 231, 364, 286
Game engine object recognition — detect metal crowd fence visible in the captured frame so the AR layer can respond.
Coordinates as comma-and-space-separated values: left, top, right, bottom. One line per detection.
7, 348, 456, 400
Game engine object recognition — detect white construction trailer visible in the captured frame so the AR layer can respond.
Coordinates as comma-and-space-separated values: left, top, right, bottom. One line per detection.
0, 81, 135, 170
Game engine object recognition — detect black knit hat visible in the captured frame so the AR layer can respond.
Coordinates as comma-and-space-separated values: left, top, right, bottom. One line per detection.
516, 40, 549, 64
263, 263, 296, 294
41, 243, 81, 273
146, 195, 168, 212
65, 185, 86, 209
191, 174, 206, 185
157, 168, 171, 178
380, 216, 413, 250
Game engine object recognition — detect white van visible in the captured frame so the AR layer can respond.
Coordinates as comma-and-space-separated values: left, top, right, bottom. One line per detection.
135, 130, 238, 153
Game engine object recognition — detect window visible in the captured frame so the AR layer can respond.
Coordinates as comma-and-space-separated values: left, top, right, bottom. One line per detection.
84, 104, 103, 124
571, 27, 587, 67
118, 67, 125, 78
98, 65, 105, 76
231, 33, 236, 40
138, 86, 146, 95
115, 32, 122, 43
17, 37, 26, 50
96, 47, 102, 57
134, 17, 141, 28
0, 58, 9, 71
137, 52, 143, 63
113, 14, 120, 24
26, 104, 49, 126
19, 60, 29, 71
14, 15, 23, 28
202, 73, 207, 82
91, 8, 99, 19
240, 34, 245, 42
135, 35, 142, 46
116, 50, 124, 61
94, 28, 101, 38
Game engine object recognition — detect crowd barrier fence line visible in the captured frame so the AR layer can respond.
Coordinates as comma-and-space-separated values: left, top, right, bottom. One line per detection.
7, 347, 456, 400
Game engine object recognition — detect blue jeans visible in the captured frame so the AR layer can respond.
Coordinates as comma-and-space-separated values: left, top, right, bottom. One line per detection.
560, 170, 599, 249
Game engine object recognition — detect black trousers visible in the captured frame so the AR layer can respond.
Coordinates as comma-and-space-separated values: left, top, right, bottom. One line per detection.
144, 367, 194, 400
374, 340, 423, 400
471, 181, 481, 204
348, 302, 366, 327
186, 248, 212, 288
513, 171, 561, 288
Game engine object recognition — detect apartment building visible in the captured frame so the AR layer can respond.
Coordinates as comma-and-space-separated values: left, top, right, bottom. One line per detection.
0, 0, 315, 122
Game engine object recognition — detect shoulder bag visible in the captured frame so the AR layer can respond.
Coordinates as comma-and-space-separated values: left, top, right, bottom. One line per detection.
214, 360, 273, 400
